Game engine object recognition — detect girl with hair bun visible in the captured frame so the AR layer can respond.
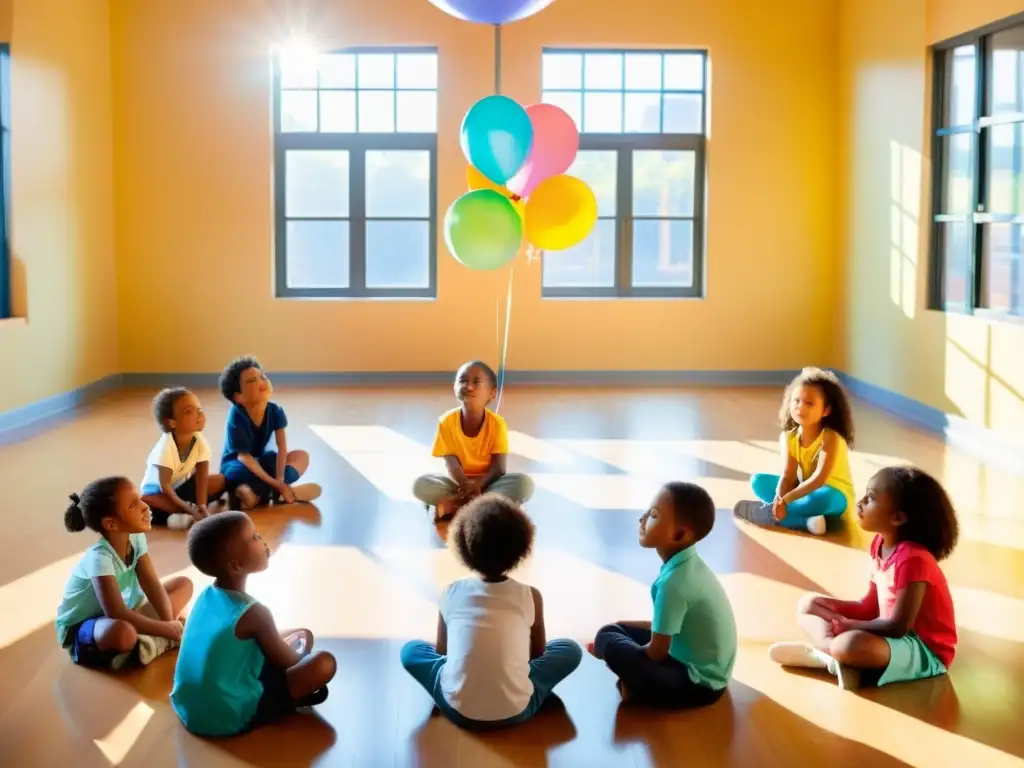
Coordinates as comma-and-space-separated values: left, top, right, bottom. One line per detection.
56, 476, 193, 668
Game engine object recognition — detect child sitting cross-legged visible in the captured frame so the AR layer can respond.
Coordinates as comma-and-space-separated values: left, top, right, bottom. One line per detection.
171, 511, 337, 737
590, 482, 737, 708
140, 387, 226, 531
413, 360, 533, 521
768, 466, 958, 691
400, 494, 582, 730
218, 355, 321, 509
56, 477, 194, 669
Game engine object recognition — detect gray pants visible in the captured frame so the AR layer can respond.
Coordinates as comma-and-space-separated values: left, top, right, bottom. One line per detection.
412, 473, 535, 506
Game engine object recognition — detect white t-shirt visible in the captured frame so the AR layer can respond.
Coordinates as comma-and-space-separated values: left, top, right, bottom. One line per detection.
55, 534, 149, 646
140, 432, 212, 490
439, 577, 536, 721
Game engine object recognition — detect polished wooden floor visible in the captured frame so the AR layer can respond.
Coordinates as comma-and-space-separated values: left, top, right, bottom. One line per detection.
1, 385, 1023, 767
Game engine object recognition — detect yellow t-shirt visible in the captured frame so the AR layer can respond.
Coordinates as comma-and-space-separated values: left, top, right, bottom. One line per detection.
786, 427, 856, 512
431, 408, 509, 476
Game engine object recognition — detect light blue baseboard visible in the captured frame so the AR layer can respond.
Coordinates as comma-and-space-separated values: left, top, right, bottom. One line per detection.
840, 373, 1024, 476
0, 373, 123, 443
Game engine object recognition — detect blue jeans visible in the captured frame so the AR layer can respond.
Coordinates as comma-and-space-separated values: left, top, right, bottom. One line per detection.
222, 452, 299, 505
751, 472, 848, 530
400, 639, 582, 730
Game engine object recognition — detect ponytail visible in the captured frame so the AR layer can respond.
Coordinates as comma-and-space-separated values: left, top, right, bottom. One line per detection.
64, 478, 128, 534
64, 493, 86, 533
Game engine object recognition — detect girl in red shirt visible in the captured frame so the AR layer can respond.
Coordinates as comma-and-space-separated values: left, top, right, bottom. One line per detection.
768, 466, 958, 690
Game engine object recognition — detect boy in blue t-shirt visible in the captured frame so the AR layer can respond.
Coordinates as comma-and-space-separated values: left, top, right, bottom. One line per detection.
218, 355, 320, 508
589, 481, 737, 708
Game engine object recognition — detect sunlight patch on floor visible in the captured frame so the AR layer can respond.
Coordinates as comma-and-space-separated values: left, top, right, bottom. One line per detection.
250, 544, 438, 639
93, 701, 154, 766
531, 473, 750, 510
733, 651, 1023, 768
0, 551, 88, 650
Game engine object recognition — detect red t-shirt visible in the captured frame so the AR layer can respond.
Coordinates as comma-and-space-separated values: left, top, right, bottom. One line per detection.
870, 535, 957, 667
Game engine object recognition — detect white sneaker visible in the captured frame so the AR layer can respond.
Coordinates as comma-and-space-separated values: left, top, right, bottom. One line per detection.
768, 641, 860, 690
137, 634, 176, 665
806, 515, 827, 535
289, 483, 322, 503
167, 513, 194, 531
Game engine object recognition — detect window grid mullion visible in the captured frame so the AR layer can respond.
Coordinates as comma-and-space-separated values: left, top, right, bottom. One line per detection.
971, 36, 990, 311
350, 149, 366, 291
617, 149, 633, 296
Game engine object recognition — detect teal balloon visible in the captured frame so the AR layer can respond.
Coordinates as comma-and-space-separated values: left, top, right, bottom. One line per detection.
460, 95, 534, 185
445, 190, 522, 270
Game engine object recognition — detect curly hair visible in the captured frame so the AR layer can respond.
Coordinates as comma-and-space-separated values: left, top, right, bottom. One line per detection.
779, 367, 856, 447
219, 355, 262, 402
152, 387, 192, 432
874, 466, 959, 561
188, 510, 250, 577
449, 494, 535, 578
663, 481, 717, 543
457, 360, 498, 389
65, 477, 129, 534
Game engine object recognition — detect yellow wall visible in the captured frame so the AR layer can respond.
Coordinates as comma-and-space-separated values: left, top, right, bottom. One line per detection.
110, 0, 839, 375
0, 0, 119, 414
839, 0, 1024, 442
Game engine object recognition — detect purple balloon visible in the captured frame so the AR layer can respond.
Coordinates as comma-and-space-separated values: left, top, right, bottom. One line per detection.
427, 0, 557, 25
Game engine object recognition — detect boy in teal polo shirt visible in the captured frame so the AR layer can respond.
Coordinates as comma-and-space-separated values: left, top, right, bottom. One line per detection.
590, 481, 737, 707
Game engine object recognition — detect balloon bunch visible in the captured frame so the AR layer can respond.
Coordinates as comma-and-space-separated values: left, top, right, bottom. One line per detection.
445, 96, 597, 271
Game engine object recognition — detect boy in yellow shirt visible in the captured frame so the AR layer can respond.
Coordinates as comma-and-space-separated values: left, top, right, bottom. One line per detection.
413, 361, 534, 521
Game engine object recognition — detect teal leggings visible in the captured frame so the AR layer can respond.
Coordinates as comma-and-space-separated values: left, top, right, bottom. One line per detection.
751, 473, 848, 531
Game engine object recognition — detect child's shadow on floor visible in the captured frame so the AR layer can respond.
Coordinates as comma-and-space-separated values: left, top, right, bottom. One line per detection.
414, 695, 577, 766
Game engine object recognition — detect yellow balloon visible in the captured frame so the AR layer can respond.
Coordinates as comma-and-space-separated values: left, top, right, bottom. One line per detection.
467, 165, 525, 218
523, 175, 597, 250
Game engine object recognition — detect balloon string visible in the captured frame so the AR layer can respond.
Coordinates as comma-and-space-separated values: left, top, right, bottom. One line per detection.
495, 266, 513, 414
491, 24, 499, 94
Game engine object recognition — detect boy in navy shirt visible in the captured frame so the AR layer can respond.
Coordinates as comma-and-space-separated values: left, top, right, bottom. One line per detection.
218, 356, 321, 509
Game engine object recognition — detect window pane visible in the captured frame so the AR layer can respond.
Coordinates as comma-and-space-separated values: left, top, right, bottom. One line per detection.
280, 91, 317, 132
397, 91, 437, 132
397, 53, 437, 89
357, 53, 394, 88
664, 54, 704, 90
663, 93, 703, 133
542, 90, 581, 129
939, 221, 971, 308
624, 93, 661, 132
584, 53, 622, 89
980, 223, 1024, 314
286, 150, 349, 217
366, 221, 431, 288
286, 221, 350, 288
632, 219, 693, 288
989, 28, 1024, 118
319, 54, 355, 88
633, 151, 695, 217
358, 91, 395, 132
625, 53, 662, 90
542, 218, 616, 287
366, 150, 430, 218
945, 45, 976, 126
584, 92, 622, 132
940, 132, 973, 214
542, 53, 582, 89
567, 151, 616, 215
320, 91, 356, 133
986, 123, 1024, 214
280, 50, 317, 89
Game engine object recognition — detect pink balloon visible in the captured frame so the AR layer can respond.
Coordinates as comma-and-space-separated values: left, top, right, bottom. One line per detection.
507, 103, 579, 198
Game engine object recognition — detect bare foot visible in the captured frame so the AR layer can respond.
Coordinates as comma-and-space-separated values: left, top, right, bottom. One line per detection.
236, 485, 259, 510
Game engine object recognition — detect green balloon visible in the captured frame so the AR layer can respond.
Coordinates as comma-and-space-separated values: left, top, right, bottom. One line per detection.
444, 189, 522, 270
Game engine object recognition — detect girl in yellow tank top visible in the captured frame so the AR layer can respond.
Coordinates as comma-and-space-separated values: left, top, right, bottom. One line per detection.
734, 368, 857, 536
